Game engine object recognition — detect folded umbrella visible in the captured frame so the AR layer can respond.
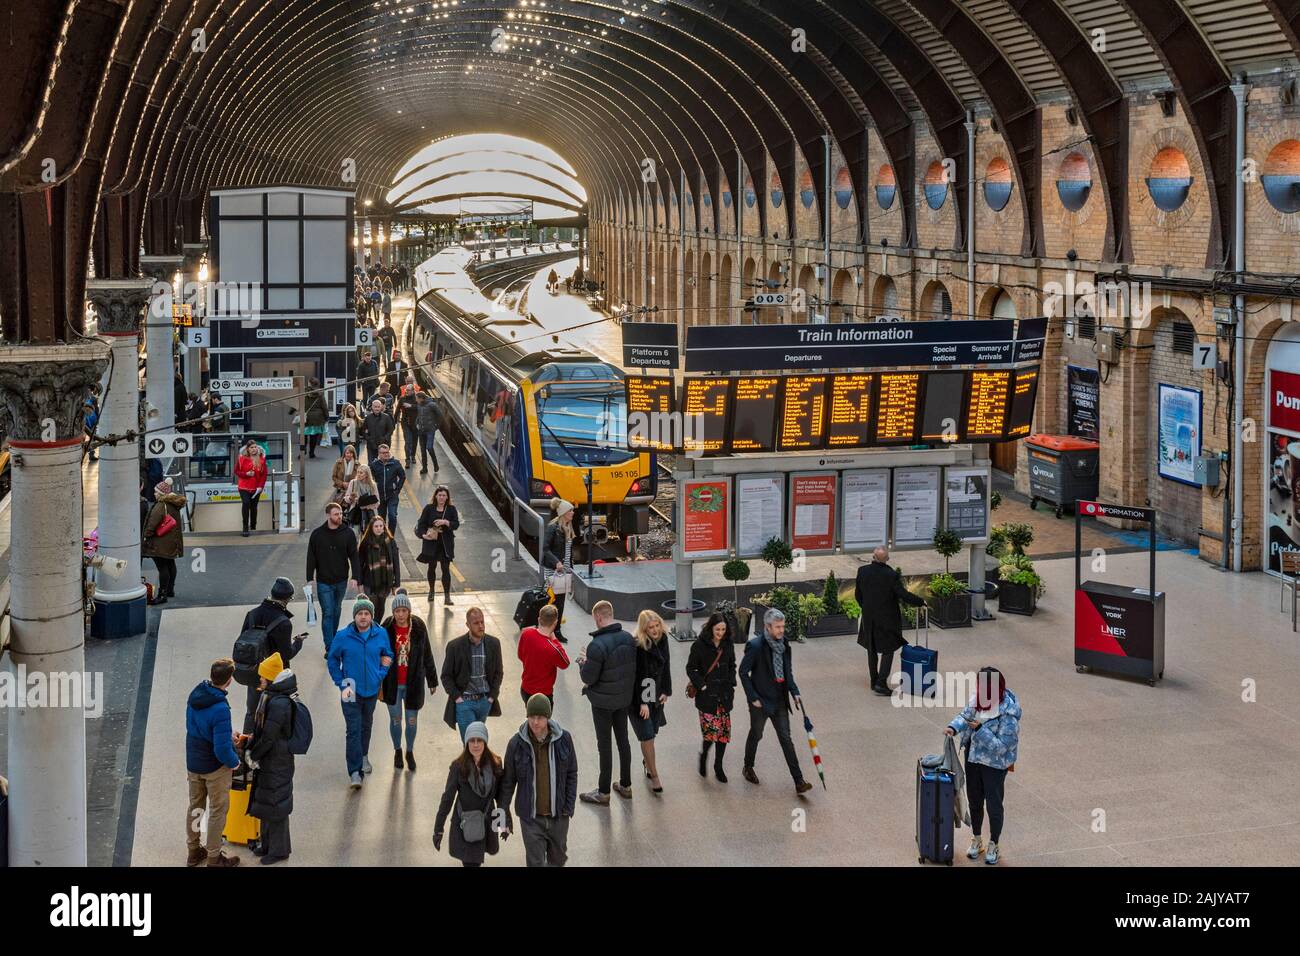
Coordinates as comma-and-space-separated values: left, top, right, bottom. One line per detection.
796, 699, 827, 790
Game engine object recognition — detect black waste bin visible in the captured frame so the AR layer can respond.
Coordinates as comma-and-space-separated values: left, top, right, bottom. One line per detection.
1026, 434, 1100, 517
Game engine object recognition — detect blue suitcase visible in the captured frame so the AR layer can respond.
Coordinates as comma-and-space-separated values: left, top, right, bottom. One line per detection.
916, 760, 956, 865
900, 607, 937, 696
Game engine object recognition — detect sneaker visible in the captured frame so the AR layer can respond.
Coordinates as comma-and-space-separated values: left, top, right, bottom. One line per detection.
579, 789, 610, 805
186, 846, 206, 867
349, 772, 363, 789
207, 852, 240, 868
984, 841, 1000, 865
362, 756, 373, 774
612, 783, 633, 800
967, 835, 984, 860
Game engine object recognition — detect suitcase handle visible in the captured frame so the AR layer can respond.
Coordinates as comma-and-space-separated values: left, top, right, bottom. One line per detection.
913, 605, 929, 648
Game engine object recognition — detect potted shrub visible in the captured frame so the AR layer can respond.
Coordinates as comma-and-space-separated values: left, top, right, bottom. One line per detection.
928, 527, 971, 629
806, 570, 856, 638
751, 586, 824, 642
998, 522, 1034, 557
997, 553, 1044, 615
760, 537, 793, 585
722, 557, 751, 605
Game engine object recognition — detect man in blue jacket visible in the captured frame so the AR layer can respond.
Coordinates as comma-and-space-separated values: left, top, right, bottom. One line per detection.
739, 608, 813, 795
327, 597, 393, 789
185, 658, 243, 867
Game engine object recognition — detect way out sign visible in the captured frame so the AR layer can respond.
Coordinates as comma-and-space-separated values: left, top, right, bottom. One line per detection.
146, 433, 194, 459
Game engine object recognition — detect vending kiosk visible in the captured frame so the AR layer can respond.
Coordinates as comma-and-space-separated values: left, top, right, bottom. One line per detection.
1074, 501, 1165, 685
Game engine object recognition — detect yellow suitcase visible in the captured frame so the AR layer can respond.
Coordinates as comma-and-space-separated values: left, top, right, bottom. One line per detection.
222, 763, 261, 846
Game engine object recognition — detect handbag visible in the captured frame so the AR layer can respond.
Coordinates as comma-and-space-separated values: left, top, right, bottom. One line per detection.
685, 647, 723, 699
547, 570, 573, 596
151, 513, 177, 537
459, 807, 486, 843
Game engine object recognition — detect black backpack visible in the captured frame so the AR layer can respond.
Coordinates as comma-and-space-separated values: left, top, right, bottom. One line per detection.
232, 613, 287, 687
286, 698, 314, 755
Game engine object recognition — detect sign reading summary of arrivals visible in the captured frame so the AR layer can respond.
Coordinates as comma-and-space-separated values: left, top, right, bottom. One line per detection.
684, 318, 1040, 373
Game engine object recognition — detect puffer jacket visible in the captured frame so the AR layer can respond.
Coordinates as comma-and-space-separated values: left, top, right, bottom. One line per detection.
327, 621, 392, 698
248, 670, 298, 822
949, 689, 1022, 770
185, 681, 240, 774
578, 622, 636, 710
415, 395, 441, 432
142, 492, 186, 558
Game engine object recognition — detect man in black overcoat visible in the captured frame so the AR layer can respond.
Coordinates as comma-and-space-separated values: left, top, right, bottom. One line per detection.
854, 547, 926, 696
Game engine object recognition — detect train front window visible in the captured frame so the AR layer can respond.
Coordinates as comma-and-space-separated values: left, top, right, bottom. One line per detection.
535, 384, 635, 466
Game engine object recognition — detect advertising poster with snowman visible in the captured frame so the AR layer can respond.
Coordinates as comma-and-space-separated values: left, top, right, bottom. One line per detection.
1157, 384, 1201, 486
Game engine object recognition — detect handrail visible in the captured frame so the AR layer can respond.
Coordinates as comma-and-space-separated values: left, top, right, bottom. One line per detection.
511, 497, 548, 586
268, 467, 294, 534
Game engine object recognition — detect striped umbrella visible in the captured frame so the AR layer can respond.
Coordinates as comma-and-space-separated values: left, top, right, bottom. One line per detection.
796, 700, 827, 790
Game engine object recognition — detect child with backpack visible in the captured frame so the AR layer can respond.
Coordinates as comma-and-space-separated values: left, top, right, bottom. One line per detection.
247, 652, 312, 865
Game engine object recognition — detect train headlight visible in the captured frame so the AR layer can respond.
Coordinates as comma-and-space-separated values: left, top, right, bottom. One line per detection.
531, 479, 556, 497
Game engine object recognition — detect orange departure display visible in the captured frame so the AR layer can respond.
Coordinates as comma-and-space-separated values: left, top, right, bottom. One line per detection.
778, 375, 829, 450
875, 373, 922, 444
624, 376, 677, 451
1006, 366, 1040, 438
965, 370, 1012, 441
827, 374, 874, 447
730, 376, 781, 452
682, 377, 731, 453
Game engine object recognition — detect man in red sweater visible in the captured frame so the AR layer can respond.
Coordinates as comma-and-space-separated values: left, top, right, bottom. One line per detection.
518, 604, 570, 705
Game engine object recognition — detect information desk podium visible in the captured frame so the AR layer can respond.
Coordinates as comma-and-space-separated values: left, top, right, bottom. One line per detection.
1074, 501, 1165, 685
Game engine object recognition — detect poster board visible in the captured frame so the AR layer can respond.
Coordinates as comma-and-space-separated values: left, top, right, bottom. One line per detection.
891, 467, 942, 547
788, 472, 838, 554
1157, 384, 1201, 486
735, 473, 785, 557
840, 469, 890, 552
1067, 365, 1100, 440
943, 466, 991, 542
679, 476, 732, 560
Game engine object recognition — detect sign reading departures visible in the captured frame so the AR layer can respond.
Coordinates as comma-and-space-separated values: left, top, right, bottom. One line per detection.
625, 366, 1041, 454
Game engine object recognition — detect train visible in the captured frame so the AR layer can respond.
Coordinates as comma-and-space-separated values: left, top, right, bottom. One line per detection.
409, 246, 655, 549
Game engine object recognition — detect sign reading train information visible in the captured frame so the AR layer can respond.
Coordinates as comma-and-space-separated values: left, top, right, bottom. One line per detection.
685, 317, 1046, 373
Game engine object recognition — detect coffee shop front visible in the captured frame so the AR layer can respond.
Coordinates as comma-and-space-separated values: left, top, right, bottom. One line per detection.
1265, 323, 1300, 575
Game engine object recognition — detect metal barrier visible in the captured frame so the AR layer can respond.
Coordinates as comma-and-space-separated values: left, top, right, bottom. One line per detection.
511, 498, 548, 586
267, 468, 294, 533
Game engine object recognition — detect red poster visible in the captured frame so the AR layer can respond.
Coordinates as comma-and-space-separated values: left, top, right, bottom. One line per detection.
789, 472, 838, 553
681, 478, 730, 558
1271, 369, 1300, 434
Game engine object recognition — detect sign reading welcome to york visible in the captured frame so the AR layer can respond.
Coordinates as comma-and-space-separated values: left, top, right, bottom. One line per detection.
685, 318, 1046, 373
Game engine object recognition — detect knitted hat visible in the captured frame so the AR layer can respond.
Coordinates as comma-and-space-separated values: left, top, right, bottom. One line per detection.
554, 499, 574, 518
464, 721, 489, 745
257, 652, 285, 683
390, 589, 412, 613
352, 596, 375, 619
270, 577, 295, 602
526, 693, 552, 719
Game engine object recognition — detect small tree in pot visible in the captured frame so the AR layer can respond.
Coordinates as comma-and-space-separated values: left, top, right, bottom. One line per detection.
722, 557, 751, 605
997, 552, 1044, 616
929, 526, 971, 628
760, 536, 793, 585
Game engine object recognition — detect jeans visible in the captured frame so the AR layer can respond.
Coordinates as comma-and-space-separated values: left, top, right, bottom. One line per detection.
418, 429, 440, 470
240, 489, 260, 531
590, 703, 632, 793
743, 705, 805, 785
186, 766, 233, 859
966, 762, 1008, 842
454, 695, 492, 741
316, 580, 348, 652
387, 685, 418, 750
521, 815, 569, 867
401, 422, 417, 463
341, 694, 378, 775
381, 496, 399, 531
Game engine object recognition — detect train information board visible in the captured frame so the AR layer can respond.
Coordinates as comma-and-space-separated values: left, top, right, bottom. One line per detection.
778, 375, 829, 451
875, 373, 923, 445
1007, 366, 1041, 438
729, 375, 781, 452
920, 371, 967, 443
682, 376, 731, 454
624, 376, 678, 452
965, 370, 1012, 441
827, 374, 874, 448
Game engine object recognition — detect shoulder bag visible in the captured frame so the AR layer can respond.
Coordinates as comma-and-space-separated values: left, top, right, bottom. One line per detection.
685, 647, 723, 699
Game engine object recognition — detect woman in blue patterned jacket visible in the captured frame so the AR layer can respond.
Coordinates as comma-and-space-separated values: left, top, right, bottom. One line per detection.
945, 666, 1021, 866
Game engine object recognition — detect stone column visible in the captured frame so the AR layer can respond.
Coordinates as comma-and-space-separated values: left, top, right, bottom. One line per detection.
0, 341, 111, 867
138, 254, 184, 437
85, 279, 152, 638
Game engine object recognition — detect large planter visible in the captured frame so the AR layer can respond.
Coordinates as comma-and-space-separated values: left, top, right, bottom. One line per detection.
929, 592, 972, 629
806, 612, 856, 639
997, 580, 1038, 616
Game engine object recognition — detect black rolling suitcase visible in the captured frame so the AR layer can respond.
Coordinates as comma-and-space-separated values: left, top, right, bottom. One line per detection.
915, 759, 956, 865
513, 585, 551, 629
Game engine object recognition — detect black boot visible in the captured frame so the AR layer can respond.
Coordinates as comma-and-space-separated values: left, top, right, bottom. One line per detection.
443, 586, 453, 606
406, 749, 417, 772
713, 742, 728, 783
698, 742, 711, 777
394, 749, 403, 769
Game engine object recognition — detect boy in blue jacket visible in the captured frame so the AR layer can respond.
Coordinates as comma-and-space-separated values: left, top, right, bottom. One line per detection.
185, 657, 243, 867
327, 597, 393, 788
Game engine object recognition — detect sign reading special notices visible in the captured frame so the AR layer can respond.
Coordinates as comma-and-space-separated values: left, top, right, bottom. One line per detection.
679, 477, 731, 560
621, 322, 679, 370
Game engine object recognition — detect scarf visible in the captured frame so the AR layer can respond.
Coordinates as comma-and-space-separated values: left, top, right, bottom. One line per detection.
363, 538, 394, 590
468, 759, 496, 798
343, 457, 355, 478
765, 635, 786, 683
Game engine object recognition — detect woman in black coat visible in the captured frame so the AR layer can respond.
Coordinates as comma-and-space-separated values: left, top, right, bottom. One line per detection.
357, 514, 401, 624
629, 609, 672, 793
380, 591, 438, 771
248, 669, 298, 864
415, 485, 459, 606
685, 612, 738, 783
433, 723, 510, 867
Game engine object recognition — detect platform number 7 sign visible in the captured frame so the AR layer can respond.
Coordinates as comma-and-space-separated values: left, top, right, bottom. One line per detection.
1192, 341, 1215, 371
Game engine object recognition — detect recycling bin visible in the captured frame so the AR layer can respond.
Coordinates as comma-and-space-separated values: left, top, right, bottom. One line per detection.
1025, 434, 1100, 517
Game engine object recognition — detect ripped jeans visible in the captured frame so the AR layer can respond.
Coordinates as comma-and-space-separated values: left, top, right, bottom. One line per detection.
387, 684, 418, 750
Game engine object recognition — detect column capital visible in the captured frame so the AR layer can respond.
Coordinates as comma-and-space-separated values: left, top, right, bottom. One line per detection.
0, 342, 111, 444
86, 277, 154, 336
138, 253, 185, 282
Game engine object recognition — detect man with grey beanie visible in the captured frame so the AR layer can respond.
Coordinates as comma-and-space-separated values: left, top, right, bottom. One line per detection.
240, 577, 307, 733
500, 693, 578, 867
